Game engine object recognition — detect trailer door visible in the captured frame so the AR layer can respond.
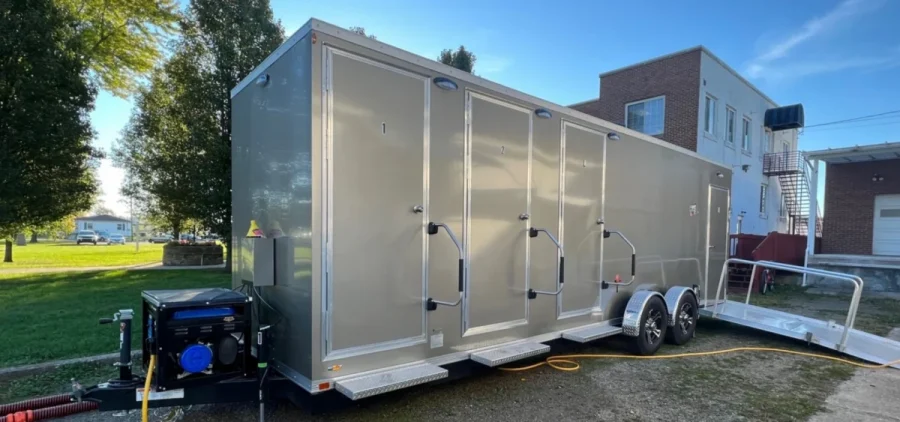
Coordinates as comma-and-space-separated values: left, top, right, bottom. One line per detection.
464, 92, 532, 336
704, 186, 730, 304
559, 122, 605, 317
323, 47, 429, 357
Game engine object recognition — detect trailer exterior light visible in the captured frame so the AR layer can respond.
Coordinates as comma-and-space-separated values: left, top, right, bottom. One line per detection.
256, 74, 270, 86
716, 172, 724, 178
433, 77, 458, 91
607, 132, 621, 141
534, 108, 552, 119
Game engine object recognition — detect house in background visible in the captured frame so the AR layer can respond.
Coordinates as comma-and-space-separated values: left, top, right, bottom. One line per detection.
804, 142, 900, 292
571, 46, 811, 237
74, 215, 133, 236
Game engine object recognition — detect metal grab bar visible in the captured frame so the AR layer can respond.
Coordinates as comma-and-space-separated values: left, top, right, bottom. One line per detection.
527, 227, 564, 298
426, 222, 464, 311
604, 229, 636, 286
712, 258, 864, 351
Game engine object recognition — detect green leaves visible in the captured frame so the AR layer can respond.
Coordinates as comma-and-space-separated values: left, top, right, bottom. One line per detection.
438, 46, 477, 73
0, 0, 101, 241
56, 0, 179, 98
114, 0, 284, 255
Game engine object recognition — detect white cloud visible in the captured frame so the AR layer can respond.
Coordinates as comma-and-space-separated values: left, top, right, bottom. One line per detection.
97, 158, 128, 217
476, 55, 512, 74
756, 0, 874, 62
746, 0, 889, 81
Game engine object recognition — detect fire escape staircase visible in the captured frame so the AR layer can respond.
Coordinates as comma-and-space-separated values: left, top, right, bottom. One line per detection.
762, 151, 822, 237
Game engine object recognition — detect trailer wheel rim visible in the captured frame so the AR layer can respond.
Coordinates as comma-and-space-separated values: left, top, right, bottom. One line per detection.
678, 302, 695, 334
644, 309, 662, 344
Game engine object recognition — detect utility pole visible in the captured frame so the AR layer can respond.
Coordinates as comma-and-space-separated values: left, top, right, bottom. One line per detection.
131, 197, 139, 252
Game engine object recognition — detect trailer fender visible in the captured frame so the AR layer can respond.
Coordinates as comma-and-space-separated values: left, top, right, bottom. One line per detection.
621, 290, 666, 337
663, 286, 698, 328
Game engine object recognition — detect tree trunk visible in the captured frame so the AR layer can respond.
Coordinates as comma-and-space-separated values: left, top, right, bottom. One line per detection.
3, 240, 12, 263
30, 231, 38, 243
224, 237, 232, 273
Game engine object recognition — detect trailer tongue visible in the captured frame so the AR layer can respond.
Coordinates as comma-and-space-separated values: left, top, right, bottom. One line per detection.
700, 259, 900, 369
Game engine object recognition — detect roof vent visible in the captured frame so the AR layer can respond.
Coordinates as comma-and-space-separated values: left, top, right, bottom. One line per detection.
765, 104, 804, 131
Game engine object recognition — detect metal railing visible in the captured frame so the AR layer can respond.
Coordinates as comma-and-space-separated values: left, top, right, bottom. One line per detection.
762, 151, 804, 175
712, 258, 864, 351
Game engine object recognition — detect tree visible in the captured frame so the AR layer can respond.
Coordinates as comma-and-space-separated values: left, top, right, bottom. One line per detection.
438, 46, 477, 73
348, 26, 376, 40
0, 0, 101, 262
114, 0, 284, 269
56, 0, 180, 97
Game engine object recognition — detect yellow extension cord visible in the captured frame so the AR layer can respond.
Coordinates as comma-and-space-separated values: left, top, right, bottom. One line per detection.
142, 354, 157, 422
497, 346, 900, 372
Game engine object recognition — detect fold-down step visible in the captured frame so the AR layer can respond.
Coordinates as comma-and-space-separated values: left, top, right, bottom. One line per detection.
335, 363, 448, 400
470, 342, 550, 367
562, 324, 623, 343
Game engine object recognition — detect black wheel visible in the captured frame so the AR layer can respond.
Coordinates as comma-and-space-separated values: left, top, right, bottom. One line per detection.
93, 241, 97, 245
76, 241, 81, 245
633, 296, 667, 355
665, 293, 698, 345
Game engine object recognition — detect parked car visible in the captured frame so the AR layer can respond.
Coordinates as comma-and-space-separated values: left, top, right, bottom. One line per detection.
107, 234, 126, 245
76, 230, 98, 245
96, 231, 110, 242
147, 234, 173, 244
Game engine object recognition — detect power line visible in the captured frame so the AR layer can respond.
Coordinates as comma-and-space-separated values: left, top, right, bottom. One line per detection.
803, 118, 900, 132
804, 110, 900, 129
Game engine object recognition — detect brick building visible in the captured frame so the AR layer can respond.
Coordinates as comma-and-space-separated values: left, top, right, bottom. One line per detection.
571, 46, 805, 237
805, 142, 900, 292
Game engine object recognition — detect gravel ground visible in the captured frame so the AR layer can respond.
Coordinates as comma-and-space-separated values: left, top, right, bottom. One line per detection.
50, 289, 900, 422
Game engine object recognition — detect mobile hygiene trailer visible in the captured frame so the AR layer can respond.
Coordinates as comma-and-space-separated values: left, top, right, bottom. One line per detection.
228, 18, 730, 399
20, 17, 896, 422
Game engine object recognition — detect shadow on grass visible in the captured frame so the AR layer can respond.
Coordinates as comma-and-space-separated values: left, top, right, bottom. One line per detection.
0, 270, 231, 367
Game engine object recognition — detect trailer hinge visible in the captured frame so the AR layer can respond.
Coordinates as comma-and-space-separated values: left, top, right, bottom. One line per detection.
601, 280, 609, 290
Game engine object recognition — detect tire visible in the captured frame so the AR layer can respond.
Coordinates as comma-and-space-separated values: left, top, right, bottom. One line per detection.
665, 293, 699, 345
76, 241, 81, 245
93, 241, 97, 245
633, 296, 668, 355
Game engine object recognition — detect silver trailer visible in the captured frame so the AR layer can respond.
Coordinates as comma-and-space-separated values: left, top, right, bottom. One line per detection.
231, 18, 732, 400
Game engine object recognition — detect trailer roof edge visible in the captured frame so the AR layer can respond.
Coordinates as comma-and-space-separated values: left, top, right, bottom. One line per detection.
231, 20, 314, 98
232, 18, 728, 170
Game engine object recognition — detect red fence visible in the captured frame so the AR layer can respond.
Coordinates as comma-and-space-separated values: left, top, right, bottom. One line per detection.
730, 232, 819, 265
729, 234, 765, 260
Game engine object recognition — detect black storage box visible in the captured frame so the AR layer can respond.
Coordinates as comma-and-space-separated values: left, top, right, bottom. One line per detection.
142, 288, 252, 390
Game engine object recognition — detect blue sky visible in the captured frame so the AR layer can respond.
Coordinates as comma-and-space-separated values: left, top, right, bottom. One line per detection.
91, 0, 900, 216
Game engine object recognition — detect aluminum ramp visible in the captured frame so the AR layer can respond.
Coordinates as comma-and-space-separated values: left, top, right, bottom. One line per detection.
701, 259, 900, 369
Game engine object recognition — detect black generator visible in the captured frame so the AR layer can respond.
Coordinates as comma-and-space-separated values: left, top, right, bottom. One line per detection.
141, 288, 252, 390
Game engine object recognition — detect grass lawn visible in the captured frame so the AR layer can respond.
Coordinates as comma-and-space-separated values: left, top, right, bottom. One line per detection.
0, 270, 230, 368
1, 241, 166, 268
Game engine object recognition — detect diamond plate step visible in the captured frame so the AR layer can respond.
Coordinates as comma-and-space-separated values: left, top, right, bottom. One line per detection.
335, 363, 447, 400
562, 324, 623, 343
470, 342, 550, 367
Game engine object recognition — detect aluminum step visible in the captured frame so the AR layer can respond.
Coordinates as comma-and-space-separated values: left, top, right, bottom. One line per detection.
470, 342, 550, 367
334, 363, 447, 400
562, 324, 623, 343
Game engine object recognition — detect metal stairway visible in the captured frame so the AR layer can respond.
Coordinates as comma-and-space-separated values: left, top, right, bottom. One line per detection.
762, 151, 822, 236
700, 258, 900, 369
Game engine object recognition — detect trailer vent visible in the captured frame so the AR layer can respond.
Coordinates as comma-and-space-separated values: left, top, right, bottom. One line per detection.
765, 104, 804, 131
433, 77, 458, 91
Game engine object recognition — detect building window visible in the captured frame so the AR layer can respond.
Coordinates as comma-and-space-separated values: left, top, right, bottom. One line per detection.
742, 117, 752, 152
725, 107, 736, 144
625, 96, 665, 135
783, 140, 791, 153
759, 184, 768, 215
704, 95, 717, 135
116, 223, 126, 231
780, 193, 787, 217
762, 128, 771, 161
85, 222, 93, 230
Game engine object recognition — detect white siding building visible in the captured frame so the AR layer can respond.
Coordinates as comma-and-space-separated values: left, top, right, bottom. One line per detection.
74, 215, 133, 236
